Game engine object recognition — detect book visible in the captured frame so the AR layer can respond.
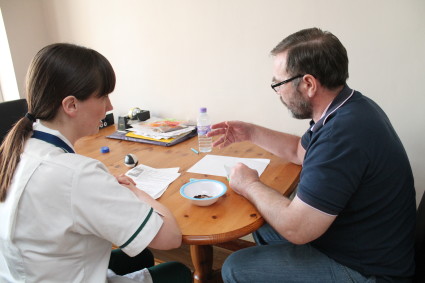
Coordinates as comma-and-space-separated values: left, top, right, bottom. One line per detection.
106, 128, 197, 147
125, 130, 193, 143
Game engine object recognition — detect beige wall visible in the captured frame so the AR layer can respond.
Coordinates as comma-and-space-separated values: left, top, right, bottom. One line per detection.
1, 0, 425, 203
0, 0, 50, 97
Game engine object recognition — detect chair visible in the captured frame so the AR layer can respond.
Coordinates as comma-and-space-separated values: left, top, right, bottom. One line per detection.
0, 98, 28, 143
414, 191, 425, 282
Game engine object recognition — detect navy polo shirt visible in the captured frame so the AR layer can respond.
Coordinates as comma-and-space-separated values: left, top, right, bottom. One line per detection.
298, 85, 416, 278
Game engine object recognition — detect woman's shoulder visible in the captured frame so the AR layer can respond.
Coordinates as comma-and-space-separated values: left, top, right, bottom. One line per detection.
24, 138, 106, 172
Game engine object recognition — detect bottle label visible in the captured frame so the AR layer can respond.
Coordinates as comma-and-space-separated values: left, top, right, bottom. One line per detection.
197, 125, 211, 135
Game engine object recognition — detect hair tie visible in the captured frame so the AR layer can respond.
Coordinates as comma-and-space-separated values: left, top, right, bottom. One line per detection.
25, 113, 36, 123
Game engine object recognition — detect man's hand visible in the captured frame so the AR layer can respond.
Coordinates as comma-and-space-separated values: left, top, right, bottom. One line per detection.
207, 121, 253, 149
228, 163, 261, 198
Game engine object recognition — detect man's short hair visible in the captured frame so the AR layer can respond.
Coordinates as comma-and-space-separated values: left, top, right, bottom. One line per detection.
271, 28, 349, 89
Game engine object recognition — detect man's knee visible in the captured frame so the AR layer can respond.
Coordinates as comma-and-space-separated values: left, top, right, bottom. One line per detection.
222, 250, 243, 282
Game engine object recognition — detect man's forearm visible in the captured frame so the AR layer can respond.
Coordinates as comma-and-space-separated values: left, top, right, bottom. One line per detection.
249, 125, 303, 164
243, 181, 295, 238
243, 181, 335, 245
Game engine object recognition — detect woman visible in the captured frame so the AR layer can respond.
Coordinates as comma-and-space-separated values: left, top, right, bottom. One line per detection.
0, 43, 191, 283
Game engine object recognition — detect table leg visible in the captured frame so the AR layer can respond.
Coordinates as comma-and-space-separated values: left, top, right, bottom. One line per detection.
190, 244, 220, 283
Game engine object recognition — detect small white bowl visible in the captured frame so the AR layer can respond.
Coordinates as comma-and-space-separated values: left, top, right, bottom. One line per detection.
180, 179, 227, 206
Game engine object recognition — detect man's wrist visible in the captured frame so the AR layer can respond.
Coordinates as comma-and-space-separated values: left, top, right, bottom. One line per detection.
247, 123, 256, 144
243, 180, 263, 201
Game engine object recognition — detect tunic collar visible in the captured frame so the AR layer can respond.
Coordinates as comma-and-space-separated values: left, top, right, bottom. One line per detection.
31, 122, 75, 153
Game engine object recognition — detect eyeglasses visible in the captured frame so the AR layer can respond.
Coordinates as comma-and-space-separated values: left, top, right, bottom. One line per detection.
271, 74, 304, 92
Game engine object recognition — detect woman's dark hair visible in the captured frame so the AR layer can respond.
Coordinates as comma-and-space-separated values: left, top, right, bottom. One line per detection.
0, 43, 116, 202
271, 27, 349, 89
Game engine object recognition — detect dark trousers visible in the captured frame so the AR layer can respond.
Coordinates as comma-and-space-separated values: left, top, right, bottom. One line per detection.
109, 249, 192, 283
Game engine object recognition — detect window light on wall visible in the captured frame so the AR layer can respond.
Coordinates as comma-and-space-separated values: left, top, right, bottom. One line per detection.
0, 8, 20, 102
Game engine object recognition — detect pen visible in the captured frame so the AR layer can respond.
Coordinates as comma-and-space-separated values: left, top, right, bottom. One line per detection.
224, 164, 231, 181
191, 148, 199, 154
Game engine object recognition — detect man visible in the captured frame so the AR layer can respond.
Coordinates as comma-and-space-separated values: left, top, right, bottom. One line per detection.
208, 28, 416, 282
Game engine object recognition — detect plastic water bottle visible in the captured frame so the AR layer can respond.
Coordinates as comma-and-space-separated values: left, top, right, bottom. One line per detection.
197, 107, 212, 152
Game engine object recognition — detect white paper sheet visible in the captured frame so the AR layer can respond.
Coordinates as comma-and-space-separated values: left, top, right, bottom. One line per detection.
125, 164, 180, 199
187, 154, 270, 177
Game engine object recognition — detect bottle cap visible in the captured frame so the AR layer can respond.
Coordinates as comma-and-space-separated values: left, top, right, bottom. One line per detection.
100, 146, 110, 153
200, 107, 207, 113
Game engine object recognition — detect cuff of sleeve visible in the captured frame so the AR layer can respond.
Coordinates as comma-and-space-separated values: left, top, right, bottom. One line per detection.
296, 185, 339, 216
120, 210, 164, 257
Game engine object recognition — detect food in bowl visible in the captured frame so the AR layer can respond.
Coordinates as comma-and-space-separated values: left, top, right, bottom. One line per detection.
180, 179, 227, 206
194, 194, 213, 199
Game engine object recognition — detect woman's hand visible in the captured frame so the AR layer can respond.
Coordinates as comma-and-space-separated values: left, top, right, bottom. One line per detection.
115, 174, 136, 186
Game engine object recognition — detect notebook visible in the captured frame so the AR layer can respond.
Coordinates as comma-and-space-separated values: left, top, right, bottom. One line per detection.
106, 129, 197, 147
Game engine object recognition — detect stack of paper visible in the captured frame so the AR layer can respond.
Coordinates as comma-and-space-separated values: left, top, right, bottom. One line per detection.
129, 117, 196, 140
125, 164, 180, 199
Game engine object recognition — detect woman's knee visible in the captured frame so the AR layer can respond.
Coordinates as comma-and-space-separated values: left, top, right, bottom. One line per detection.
148, 261, 192, 283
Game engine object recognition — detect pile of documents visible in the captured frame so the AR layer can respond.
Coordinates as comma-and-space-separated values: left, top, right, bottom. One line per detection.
128, 118, 196, 143
125, 164, 181, 199
107, 117, 197, 146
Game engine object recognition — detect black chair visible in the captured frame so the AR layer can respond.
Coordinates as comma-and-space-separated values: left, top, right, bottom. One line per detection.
0, 98, 28, 143
414, 191, 425, 282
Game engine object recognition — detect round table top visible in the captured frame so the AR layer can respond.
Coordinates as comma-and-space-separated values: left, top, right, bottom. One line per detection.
75, 126, 301, 245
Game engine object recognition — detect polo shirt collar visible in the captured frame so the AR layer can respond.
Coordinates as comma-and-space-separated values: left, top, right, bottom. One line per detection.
310, 85, 354, 133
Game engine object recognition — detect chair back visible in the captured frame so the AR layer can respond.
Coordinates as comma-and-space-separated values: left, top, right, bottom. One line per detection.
414, 191, 425, 282
0, 98, 28, 143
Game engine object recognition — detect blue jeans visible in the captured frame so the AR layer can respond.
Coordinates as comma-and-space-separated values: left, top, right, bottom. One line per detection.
222, 224, 376, 283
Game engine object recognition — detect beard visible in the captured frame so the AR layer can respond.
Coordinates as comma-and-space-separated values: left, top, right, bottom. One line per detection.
279, 88, 312, 119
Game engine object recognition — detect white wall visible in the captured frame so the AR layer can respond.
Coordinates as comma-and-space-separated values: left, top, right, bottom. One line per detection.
2, 0, 425, 203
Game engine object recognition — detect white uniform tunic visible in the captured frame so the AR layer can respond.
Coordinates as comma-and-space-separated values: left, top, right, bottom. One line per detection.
0, 122, 163, 282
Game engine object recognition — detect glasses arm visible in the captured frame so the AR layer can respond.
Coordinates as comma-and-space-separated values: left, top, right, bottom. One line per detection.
271, 74, 304, 92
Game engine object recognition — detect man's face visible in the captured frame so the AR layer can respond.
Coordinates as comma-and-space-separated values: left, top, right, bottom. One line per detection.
272, 52, 312, 119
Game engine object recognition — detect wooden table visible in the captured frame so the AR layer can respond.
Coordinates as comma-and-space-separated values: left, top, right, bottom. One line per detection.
75, 126, 301, 283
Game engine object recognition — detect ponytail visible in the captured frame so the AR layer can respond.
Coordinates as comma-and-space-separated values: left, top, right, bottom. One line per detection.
0, 115, 34, 202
